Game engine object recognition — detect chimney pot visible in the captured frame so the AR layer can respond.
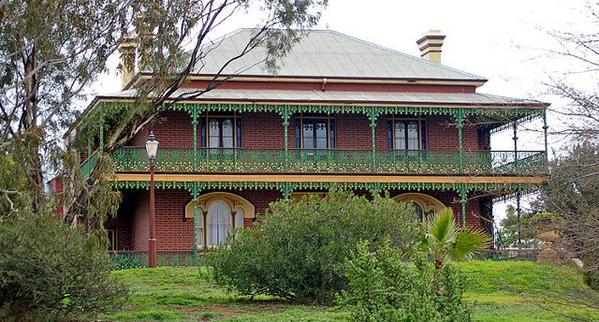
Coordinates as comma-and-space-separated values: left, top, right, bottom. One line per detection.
416, 30, 446, 64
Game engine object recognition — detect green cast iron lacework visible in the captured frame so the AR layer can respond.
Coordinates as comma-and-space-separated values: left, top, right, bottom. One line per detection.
94, 101, 544, 121
112, 147, 547, 176
111, 180, 546, 195
111, 251, 199, 269
81, 152, 99, 178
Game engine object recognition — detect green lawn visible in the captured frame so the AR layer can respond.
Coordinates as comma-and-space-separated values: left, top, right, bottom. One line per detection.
101, 261, 599, 321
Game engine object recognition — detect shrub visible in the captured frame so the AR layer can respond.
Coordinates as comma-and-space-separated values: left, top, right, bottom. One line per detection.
210, 191, 421, 303
0, 212, 128, 321
585, 270, 599, 291
339, 241, 471, 322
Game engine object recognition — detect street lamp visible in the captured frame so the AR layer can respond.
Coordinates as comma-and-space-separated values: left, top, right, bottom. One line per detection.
146, 131, 159, 268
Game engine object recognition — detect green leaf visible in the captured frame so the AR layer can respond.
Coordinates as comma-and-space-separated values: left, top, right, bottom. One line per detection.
453, 229, 491, 260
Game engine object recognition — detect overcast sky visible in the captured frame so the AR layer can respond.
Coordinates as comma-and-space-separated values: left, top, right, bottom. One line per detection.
93, 0, 594, 225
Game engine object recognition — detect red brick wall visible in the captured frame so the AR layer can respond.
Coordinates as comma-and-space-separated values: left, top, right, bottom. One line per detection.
154, 190, 194, 251
387, 190, 483, 229
125, 112, 480, 153
120, 189, 283, 251
426, 116, 478, 151
116, 187, 485, 251
132, 192, 149, 251
153, 111, 194, 148
127, 111, 193, 147
336, 114, 371, 150
427, 191, 482, 229
241, 113, 284, 149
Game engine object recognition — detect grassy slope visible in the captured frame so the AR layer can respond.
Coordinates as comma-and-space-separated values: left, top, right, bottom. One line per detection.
102, 261, 599, 321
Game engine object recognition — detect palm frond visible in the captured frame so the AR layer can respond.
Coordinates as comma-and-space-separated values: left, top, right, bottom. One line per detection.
453, 229, 491, 260
427, 208, 456, 243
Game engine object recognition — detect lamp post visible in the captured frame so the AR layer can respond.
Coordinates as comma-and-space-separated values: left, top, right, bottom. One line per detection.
145, 131, 159, 268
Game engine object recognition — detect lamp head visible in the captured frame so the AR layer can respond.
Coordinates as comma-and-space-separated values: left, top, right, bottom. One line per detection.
145, 131, 159, 160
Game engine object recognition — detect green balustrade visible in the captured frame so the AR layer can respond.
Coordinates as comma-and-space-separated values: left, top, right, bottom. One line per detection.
81, 152, 99, 178
111, 147, 547, 176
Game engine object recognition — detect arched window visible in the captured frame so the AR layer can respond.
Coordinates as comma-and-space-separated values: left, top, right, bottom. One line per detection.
393, 193, 446, 221
185, 192, 255, 248
413, 202, 425, 220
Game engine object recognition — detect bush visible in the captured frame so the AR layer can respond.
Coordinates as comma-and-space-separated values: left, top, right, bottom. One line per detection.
339, 241, 471, 322
585, 270, 599, 291
210, 191, 421, 303
0, 212, 128, 321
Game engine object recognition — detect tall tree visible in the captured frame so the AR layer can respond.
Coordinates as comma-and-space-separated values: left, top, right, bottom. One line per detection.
0, 0, 328, 221
537, 1, 599, 273
0, 0, 132, 214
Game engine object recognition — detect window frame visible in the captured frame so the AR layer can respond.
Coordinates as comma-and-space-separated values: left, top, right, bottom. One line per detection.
298, 114, 336, 150
201, 112, 240, 149
390, 117, 424, 151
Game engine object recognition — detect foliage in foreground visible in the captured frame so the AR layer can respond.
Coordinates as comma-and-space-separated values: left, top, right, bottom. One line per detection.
210, 191, 421, 303
425, 208, 491, 270
0, 212, 128, 321
339, 241, 471, 322
103, 262, 599, 322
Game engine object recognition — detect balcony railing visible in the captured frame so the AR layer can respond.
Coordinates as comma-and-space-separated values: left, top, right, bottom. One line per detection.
111, 147, 547, 176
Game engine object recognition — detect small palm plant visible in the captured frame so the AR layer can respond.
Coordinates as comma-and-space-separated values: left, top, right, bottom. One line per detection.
425, 208, 491, 271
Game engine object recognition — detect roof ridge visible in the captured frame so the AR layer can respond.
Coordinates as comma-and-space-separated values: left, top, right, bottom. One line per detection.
324, 29, 486, 81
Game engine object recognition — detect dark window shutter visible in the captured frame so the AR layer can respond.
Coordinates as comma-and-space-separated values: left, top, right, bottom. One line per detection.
200, 118, 206, 147
387, 119, 393, 150
330, 119, 336, 149
295, 119, 301, 148
421, 120, 427, 150
236, 118, 242, 148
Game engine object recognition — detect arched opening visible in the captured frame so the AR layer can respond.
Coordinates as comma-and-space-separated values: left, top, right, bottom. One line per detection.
393, 193, 447, 221
185, 192, 255, 248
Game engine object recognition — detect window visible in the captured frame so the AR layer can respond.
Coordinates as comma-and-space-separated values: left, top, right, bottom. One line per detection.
200, 113, 241, 149
296, 115, 335, 149
205, 201, 244, 246
411, 202, 437, 221
393, 193, 445, 222
389, 118, 425, 151
208, 118, 234, 148
185, 194, 252, 248
207, 200, 231, 246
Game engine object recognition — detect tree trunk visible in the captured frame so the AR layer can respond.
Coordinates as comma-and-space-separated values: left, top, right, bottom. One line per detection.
22, 44, 44, 213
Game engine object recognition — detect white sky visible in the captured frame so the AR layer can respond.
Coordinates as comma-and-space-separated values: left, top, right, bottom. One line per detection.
92, 0, 594, 225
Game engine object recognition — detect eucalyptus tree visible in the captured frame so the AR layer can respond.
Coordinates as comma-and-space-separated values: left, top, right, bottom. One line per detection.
0, 0, 133, 215
0, 0, 328, 222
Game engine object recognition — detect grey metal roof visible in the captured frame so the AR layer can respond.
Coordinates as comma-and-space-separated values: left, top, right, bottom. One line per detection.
102, 88, 545, 108
193, 29, 486, 81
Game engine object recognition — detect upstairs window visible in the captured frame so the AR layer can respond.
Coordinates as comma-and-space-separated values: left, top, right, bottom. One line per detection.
388, 118, 426, 151
200, 113, 241, 149
296, 115, 336, 149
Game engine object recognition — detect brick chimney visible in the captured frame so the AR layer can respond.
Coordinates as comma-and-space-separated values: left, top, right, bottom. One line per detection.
416, 30, 445, 64
118, 33, 138, 88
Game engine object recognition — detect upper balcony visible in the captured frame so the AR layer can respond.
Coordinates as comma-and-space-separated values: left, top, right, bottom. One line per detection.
106, 147, 546, 177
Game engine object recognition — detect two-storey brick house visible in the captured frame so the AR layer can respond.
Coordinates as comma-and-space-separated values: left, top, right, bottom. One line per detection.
74, 29, 548, 256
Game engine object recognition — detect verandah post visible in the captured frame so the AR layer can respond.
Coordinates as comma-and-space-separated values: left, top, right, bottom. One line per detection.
192, 105, 198, 172
543, 109, 549, 163
191, 106, 200, 265
369, 109, 378, 173
456, 109, 464, 175
282, 105, 290, 171
459, 184, 467, 228
512, 121, 519, 172
99, 104, 105, 151
192, 183, 201, 265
